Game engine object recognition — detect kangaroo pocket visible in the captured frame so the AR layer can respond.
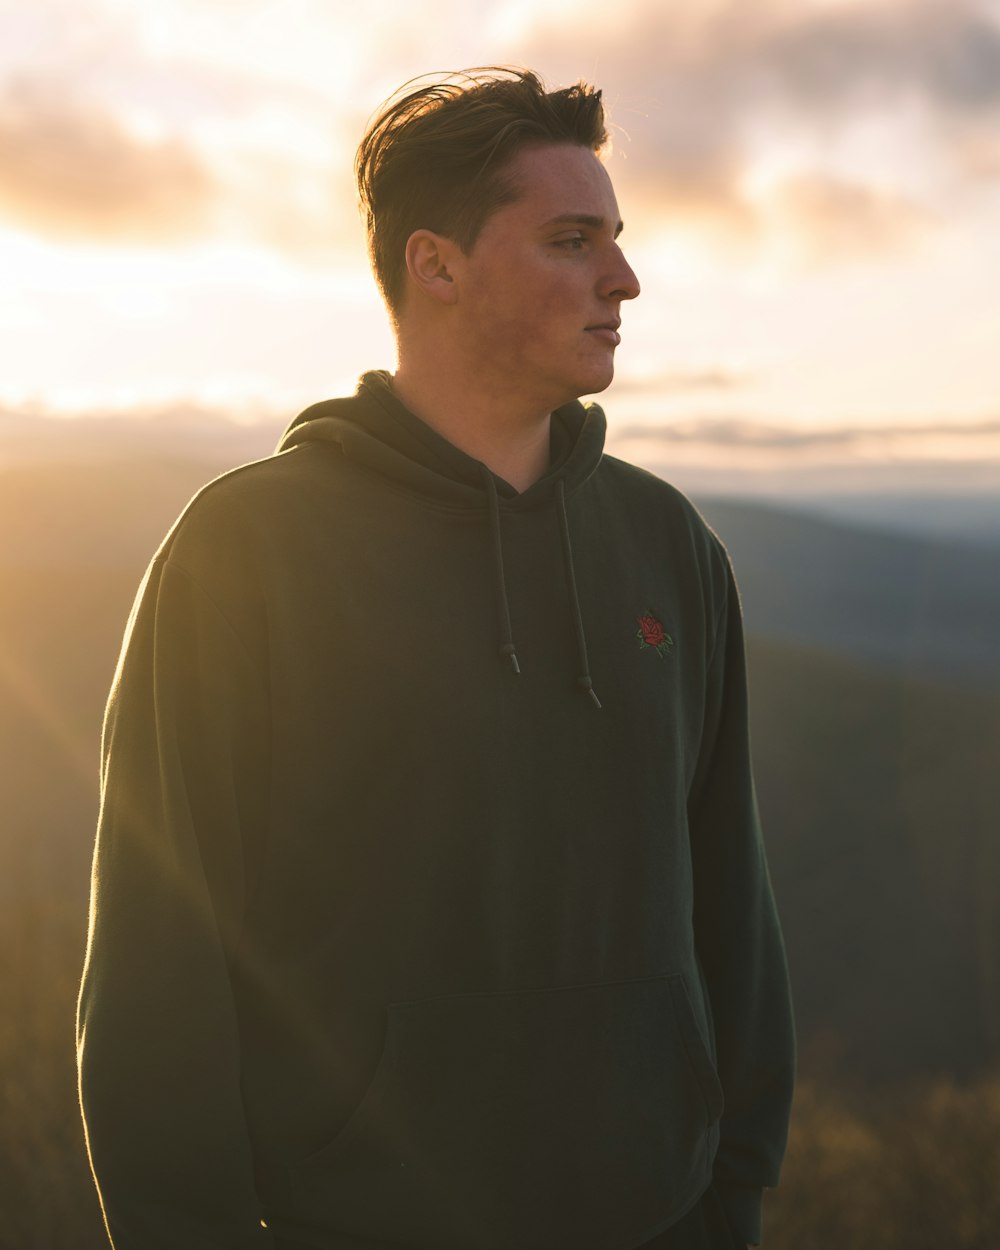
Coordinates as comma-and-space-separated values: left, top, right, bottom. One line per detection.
286, 974, 723, 1250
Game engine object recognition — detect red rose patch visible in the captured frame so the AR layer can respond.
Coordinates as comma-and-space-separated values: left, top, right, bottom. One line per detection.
636, 611, 673, 658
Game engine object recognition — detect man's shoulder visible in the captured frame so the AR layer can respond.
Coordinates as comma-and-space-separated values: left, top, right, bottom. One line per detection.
190, 439, 334, 507
157, 442, 339, 572
598, 452, 693, 503
596, 453, 726, 556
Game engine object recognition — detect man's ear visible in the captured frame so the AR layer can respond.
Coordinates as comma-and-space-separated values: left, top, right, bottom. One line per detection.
403, 230, 462, 306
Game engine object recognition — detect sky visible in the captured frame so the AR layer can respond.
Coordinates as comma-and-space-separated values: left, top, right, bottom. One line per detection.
2, 0, 1000, 484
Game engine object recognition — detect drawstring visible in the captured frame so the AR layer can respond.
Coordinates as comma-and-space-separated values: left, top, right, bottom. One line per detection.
480, 467, 600, 710
555, 479, 602, 710
481, 467, 520, 674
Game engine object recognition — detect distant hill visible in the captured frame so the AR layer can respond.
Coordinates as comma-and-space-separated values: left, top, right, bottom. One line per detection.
769, 490, 1000, 548
695, 496, 1000, 690
748, 637, 1000, 1081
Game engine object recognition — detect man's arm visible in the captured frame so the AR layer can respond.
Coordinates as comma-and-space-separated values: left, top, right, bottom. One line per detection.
77, 555, 274, 1250
688, 548, 796, 1248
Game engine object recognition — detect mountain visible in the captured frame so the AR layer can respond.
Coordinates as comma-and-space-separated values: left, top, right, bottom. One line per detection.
772, 490, 1000, 548
747, 636, 1000, 1081
694, 496, 1000, 690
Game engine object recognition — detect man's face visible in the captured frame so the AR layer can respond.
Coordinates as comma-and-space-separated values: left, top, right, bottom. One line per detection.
452, 143, 640, 410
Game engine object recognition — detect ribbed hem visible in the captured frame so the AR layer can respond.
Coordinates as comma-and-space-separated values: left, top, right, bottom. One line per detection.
716, 1182, 763, 1246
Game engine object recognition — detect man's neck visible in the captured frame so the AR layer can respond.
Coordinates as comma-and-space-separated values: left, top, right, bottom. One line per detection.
391, 362, 553, 494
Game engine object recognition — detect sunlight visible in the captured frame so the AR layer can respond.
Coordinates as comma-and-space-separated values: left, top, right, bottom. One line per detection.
0, 646, 94, 788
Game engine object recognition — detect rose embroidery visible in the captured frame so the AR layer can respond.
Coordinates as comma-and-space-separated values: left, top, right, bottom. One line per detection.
636, 611, 673, 658
638, 615, 665, 647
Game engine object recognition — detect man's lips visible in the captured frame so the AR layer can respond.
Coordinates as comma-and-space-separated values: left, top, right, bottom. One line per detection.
585, 321, 622, 346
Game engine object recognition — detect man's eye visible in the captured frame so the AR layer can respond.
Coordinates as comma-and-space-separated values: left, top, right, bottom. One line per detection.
555, 236, 586, 250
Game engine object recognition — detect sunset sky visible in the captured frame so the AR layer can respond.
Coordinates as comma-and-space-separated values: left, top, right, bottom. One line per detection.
3, 0, 1000, 481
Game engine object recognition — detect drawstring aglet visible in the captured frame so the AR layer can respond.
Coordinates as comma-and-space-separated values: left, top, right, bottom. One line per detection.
499, 643, 521, 675
577, 677, 602, 710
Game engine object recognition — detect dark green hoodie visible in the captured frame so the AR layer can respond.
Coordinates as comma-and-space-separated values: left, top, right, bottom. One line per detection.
78, 372, 794, 1250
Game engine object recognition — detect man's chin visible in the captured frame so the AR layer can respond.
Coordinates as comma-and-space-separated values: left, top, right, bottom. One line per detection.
575, 364, 616, 400
546, 363, 616, 407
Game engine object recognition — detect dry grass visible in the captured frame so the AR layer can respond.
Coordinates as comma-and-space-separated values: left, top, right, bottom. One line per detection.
766, 1076, 1000, 1249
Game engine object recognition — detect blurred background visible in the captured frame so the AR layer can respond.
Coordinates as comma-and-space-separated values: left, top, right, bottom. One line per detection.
1, 0, 998, 1246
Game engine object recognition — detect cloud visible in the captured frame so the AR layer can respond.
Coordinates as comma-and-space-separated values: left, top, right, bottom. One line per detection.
0, 78, 214, 241
764, 172, 936, 262
611, 414, 1000, 452
611, 367, 753, 396
0, 401, 278, 467
608, 0, 1000, 133
0, 72, 363, 257
0, 0, 365, 254
606, 407, 1000, 495
757, 0, 1000, 115
4, 0, 998, 264
521, 0, 1000, 256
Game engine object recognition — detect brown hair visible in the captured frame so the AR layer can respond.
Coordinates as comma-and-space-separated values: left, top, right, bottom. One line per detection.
355, 67, 608, 316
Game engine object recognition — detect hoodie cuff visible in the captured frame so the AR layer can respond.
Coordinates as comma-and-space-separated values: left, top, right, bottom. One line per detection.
715, 1182, 763, 1246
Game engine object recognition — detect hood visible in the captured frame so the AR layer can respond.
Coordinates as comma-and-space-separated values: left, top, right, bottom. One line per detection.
276, 370, 607, 708
275, 370, 607, 511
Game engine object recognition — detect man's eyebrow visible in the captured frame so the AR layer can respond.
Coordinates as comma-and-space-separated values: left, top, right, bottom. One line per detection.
542, 213, 625, 238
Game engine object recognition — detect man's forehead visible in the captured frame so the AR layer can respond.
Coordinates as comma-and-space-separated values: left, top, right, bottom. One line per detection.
503, 145, 623, 223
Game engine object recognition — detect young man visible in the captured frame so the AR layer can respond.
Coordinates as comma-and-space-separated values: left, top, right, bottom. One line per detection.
78, 69, 794, 1250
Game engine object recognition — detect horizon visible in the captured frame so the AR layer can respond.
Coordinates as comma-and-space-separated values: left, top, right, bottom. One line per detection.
4, 396, 1000, 515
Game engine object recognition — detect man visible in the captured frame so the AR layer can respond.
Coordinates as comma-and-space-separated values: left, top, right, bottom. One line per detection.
78, 68, 794, 1250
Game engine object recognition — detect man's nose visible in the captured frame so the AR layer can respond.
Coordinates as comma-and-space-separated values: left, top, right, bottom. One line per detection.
606, 248, 640, 302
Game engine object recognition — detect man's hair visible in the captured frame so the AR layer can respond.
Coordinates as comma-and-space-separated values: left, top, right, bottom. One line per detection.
355, 67, 608, 316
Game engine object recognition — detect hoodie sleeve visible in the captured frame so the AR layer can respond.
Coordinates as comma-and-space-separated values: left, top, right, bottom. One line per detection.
687, 548, 796, 1248
77, 552, 275, 1250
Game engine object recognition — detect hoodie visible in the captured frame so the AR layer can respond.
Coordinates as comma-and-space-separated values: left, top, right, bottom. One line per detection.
78, 371, 794, 1250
